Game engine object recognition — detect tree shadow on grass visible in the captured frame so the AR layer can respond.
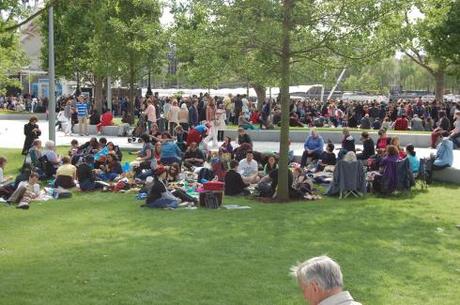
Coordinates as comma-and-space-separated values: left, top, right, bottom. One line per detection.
1, 194, 459, 305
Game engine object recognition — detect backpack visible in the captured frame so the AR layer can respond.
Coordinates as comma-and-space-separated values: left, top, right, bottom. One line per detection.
198, 168, 215, 183
204, 192, 219, 209
38, 155, 54, 179
256, 181, 272, 198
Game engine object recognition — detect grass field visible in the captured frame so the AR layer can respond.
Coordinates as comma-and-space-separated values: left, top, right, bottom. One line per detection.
0, 149, 459, 305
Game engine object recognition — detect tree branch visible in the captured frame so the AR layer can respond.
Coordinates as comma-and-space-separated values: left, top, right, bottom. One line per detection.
1, 0, 60, 33
404, 51, 435, 75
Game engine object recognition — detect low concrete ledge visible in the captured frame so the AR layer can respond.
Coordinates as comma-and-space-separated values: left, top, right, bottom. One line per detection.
74, 124, 120, 137
0, 113, 48, 120
432, 167, 460, 184
223, 129, 432, 148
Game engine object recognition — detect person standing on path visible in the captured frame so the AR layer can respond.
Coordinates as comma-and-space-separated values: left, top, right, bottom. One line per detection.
22, 116, 41, 155
76, 96, 89, 136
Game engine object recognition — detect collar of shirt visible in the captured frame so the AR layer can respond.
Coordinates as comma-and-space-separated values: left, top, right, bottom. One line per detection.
319, 291, 356, 305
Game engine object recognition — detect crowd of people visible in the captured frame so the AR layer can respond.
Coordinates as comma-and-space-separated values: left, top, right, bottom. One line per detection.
0, 91, 458, 209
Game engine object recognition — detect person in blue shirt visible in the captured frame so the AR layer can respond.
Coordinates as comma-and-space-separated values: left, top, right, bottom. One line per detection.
300, 129, 324, 168
76, 95, 89, 136
405, 144, 420, 175
426, 132, 454, 183
160, 132, 183, 165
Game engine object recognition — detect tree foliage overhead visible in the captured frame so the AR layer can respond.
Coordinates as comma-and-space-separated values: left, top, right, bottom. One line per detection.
399, 0, 460, 100
40, 0, 165, 112
172, 0, 407, 200
0, 1, 28, 94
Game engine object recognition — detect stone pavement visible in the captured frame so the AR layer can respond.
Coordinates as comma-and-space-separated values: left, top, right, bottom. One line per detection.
1, 119, 459, 172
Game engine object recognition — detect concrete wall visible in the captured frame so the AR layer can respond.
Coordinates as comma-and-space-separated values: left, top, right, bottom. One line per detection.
0, 113, 47, 121
223, 129, 432, 147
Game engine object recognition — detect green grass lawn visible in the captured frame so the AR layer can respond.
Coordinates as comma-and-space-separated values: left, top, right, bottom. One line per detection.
0, 149, 459, 305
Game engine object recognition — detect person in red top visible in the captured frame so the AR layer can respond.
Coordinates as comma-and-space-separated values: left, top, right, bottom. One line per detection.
250, 109, 260, 124
393, 115, 409, 130
186, 125, 207, 147
96, 109, 114, 134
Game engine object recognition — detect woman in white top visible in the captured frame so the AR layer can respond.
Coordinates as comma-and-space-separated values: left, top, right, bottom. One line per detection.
167, 100, 181, 135
178, 103, 189, 131
215, 104, 227, 141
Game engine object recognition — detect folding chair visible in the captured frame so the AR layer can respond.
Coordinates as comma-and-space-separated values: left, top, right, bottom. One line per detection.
415, 158, 429, 190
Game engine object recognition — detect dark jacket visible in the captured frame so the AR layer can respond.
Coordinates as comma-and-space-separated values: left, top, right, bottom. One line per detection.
361, 138, 375, 159
224, 170, 247, 195
189, 106, 199, 126
22, 123, 41, 155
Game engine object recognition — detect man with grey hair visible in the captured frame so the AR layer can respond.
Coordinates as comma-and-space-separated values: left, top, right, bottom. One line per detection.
291, 256, 362, 305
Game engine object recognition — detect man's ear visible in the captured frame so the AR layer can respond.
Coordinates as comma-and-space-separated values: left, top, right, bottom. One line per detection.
311, 281, 320, 293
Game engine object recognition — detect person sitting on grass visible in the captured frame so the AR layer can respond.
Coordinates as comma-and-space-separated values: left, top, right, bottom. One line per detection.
107, 142, 123, 161
238, 151, 260, 184
390, 137, 406, 159
405, 144, 420, 175
157, 163, 181, 183
300, 129, 324, 168
224, 160, 250, 196
291, 256, 362, 305
77, 155, 100, 191
319, 143, 337, 167
357, 131, 375, 160
7, 172, 41, 210
264, 155, 278, 176
338, 128, 355, 160
43, 140, 61, 173
183, 142, 205, 170
25, 139, 42, 169
55, 156, 77, 189
97, 153, 122, 181
160, 132, 183, 165
375, 128, 391, 153
143, 175, 178, 209
0, 156, 12, 185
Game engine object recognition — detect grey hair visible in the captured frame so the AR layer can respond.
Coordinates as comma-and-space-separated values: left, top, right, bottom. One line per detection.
343, 151, 357, 162
45, 140, 55, 150
291, 256, 343, 290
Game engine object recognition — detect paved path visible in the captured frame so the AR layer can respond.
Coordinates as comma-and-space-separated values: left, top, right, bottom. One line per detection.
1, 119, 459, 170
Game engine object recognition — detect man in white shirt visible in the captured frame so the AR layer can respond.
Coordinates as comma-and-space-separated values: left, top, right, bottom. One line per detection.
8, 172, 41, 210
238, 151, 260, 184
291, 256, 362, 305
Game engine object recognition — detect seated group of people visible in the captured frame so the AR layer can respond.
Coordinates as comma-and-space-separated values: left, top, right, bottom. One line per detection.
300, 126, 455, 194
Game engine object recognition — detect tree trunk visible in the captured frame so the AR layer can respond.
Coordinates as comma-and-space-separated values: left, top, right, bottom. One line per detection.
252, 83, 266, 111
434, 70, 445, 102
94, 76, 104, 114
276, 0, 293, 202
129, 67, 136, 125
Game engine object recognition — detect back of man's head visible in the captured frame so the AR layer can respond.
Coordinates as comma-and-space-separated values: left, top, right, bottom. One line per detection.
291, 256, 343, 291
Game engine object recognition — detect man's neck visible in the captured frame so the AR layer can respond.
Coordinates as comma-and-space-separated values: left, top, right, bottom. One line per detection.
316, 288, 343, 305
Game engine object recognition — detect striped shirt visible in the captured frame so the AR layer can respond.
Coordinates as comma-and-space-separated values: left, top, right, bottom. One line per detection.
76, 103, 88, 117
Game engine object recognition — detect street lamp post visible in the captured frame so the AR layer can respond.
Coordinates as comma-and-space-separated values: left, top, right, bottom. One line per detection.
48, 5, 56, 142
